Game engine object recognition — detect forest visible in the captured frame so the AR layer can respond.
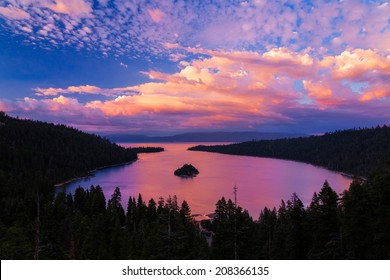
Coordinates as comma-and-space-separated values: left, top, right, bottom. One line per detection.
0, 112, 137, 258
2, 174, 388, 259
0, 112, 389, 259
189, 126, 390, 178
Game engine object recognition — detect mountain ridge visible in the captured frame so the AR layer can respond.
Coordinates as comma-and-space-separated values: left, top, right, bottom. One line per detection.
105, 131, 307, 143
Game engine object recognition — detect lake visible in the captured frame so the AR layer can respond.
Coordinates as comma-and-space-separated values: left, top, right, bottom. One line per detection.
62, 142, 351, 219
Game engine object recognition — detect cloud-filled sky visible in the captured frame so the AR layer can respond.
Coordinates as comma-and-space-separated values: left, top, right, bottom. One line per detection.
0, 0, 389, 135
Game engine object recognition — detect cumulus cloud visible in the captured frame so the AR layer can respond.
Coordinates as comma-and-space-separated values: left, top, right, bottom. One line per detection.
18, 95, 85, 113
320, 49, 390, 79
360, 88, 390, 102
3, 46, 385, 132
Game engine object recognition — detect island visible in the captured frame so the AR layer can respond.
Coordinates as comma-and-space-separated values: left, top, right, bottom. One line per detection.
130, 146, 164, 153
174, 163, 199, 177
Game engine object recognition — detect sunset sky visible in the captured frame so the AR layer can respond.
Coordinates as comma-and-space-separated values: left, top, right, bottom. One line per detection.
0, 0, 389, 135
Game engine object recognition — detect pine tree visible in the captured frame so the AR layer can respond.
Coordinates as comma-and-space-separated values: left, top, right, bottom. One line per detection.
341, 178, 373, 258
307, 180, 340, 259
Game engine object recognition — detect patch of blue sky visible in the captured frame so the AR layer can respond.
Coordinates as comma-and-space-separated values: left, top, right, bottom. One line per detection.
298, 95, 312, 105
341, 79, 369, 94
283, 2, 295, 11
317, 69, 328, 76
294, 79, 304, 92
322, 32, 342, 46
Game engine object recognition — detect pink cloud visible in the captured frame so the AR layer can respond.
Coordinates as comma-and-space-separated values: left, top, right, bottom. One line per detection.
303, 80, 332, 99
320, 49, 390, 79
263, 48, 313, 66
0, 99, 16, 111
0, 6, 30, 20
302, 80, 344, 108
44, 0, 92, 18
147, 8, 165, 23
34, 85, 139, 97
169, 53, 187, 62
3, 46, 390, 132
360, 88, 390, 102
34, 85, 102, 96
79, 48, 316, 127
15, 96, 86, 116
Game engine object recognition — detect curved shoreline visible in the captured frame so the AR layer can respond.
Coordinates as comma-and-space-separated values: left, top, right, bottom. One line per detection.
189, 147, 366, 181
54, 146, 165, 189
54, 160, 137, 188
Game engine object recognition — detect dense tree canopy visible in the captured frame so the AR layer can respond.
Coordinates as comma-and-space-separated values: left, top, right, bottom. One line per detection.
190, 126, 390, 177
0, 113, 137, 258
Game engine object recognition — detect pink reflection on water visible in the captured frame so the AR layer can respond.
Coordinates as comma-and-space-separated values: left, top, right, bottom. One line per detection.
64, 143, 351, 218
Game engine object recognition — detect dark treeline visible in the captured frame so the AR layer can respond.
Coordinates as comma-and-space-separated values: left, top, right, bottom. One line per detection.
189, 126, 390, 177
38, 187, 209, 259
0, 112, 137, 186
253, 168, 390, 259
3, 168, 387, 259
0, 112, 137, 258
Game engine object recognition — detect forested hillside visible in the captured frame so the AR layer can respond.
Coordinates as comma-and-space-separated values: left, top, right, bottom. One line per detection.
0, 112, 137, 185
0, 112, 137, 258
190, 126, 390, 177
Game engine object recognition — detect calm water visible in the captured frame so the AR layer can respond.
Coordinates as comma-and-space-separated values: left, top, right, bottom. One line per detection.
62, 143, 351, 218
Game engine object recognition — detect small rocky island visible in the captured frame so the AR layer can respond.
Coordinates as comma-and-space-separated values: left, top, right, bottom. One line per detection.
174, 164, 199, 177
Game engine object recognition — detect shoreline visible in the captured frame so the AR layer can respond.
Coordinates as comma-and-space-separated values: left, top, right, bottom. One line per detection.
54, 146, 165, 189
54, 159, 137, 188
189, 147, 366, 181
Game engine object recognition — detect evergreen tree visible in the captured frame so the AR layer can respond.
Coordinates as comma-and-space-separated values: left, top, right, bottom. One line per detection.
256, 207, 277, 259
341, 178, 373, 258
272, 200, 288, 259
284, 193, 307, 259
366, 165, 390, 258
307, 181, 340, 259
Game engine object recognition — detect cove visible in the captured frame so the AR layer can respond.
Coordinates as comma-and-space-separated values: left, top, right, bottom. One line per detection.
62, 142, 351, 218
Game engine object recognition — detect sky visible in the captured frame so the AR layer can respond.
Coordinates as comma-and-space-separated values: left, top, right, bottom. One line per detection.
0, 0, 389, 135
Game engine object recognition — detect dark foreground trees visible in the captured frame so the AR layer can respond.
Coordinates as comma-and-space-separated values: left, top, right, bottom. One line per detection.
1, 171, 389, 259
208, 172, 390, 260
256, 174, 389, 260
0, 113, 137, 259
31, 168, 390, 259
31, 187, 210, 259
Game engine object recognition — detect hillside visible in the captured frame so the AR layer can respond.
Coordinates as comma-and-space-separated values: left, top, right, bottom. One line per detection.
0, 112, 137, 186
189, 126, 390, 177
0, 112, 138, 254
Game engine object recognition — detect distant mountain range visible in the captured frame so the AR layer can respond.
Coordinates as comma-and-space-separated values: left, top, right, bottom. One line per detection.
105, 131, 307, 143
